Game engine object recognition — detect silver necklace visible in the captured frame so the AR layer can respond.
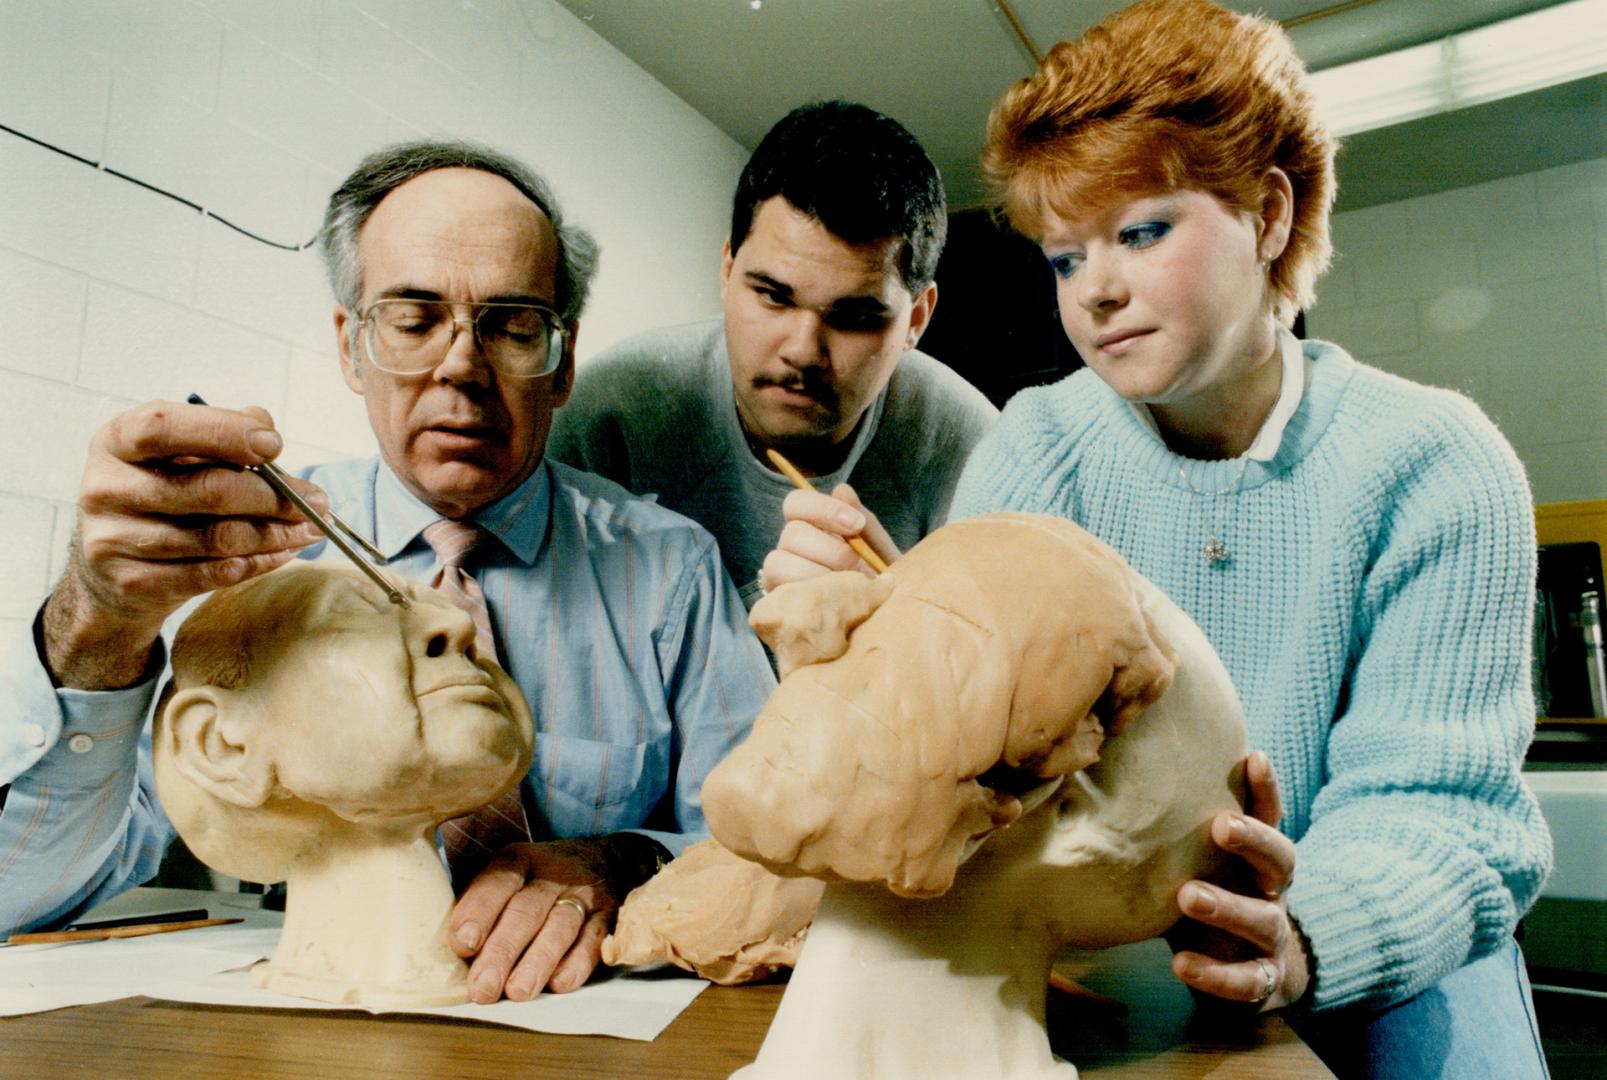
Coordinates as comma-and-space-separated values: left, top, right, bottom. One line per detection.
1178, 457, 1250, 565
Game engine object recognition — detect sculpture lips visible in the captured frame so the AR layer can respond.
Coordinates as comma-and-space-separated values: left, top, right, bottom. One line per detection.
417, 674, 500, 701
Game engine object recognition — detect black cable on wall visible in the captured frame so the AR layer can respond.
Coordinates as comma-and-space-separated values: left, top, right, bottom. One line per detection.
2, 121, 318, 253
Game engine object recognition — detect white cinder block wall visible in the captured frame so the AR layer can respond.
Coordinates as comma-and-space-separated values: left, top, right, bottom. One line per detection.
0, 0, 748, 639
1307, 157, 1607, 507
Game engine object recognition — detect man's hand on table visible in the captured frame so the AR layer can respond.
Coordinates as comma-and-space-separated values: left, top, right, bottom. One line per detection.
42, 399, 325, 690
1167, 750, 1312, 1012
451, 836, 664, 1002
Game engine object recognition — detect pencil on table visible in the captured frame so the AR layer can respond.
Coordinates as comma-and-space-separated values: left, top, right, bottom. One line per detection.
7, 917, 243, 946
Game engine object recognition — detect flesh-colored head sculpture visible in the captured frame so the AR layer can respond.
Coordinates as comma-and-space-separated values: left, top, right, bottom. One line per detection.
153, 562, 534, 1005
706, 512, 1223, 900
692, 513, 1247, 1078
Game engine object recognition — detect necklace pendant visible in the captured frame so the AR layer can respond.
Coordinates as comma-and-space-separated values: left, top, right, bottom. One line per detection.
1202, 537, 1229, 565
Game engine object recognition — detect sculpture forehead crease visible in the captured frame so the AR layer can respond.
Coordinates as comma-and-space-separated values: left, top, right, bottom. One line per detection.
905, 517, 1176, 763
704, 512, 1179, 897
170, 563, 407, 691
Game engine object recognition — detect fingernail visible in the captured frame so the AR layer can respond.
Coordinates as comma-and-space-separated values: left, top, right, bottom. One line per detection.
456, 922, 480, 950
1185, 884, 1217, 915
472, 971, 501, 1002
505, 977, 532, 1001
1225, 816, 1247, 846
248, 428, 282, 459
837, 508, 865, 532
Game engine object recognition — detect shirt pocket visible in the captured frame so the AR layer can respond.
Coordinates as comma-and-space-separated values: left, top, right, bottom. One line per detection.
530, 733, 654, 837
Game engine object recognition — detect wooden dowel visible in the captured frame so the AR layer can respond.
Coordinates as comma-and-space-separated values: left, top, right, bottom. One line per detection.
8, 917, 243, 946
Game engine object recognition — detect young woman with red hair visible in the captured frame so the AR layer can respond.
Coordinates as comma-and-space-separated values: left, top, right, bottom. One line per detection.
771, 3, 1551, 1075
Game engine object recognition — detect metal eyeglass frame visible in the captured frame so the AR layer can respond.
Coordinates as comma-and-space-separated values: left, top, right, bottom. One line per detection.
357, 298, 567, 379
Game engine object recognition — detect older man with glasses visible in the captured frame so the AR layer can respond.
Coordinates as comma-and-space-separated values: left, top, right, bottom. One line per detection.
0, 141, 774, 1003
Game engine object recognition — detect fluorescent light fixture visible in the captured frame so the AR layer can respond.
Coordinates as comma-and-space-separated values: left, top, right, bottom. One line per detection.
1310, 0, 1607, 136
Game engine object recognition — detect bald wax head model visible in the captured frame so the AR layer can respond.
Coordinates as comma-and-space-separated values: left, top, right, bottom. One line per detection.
154, 563, 533, 1005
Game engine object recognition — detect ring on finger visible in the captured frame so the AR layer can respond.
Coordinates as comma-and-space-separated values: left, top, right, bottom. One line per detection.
553, 895, 589, 920
1252, 957, 1277, 1003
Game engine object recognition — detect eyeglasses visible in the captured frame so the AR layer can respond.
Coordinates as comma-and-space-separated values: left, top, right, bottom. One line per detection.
357, 299, 566, 379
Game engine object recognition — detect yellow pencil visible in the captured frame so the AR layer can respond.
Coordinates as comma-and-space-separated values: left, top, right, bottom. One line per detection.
765, 448, 889, 574
7, 917, 243, 946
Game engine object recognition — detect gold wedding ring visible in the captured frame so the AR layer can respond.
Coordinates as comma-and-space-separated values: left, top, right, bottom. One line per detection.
553, 895, 589, 920
1253, 958, 1278, 1002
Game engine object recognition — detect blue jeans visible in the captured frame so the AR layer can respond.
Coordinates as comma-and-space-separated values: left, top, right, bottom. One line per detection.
1289, 938, 1549, 1079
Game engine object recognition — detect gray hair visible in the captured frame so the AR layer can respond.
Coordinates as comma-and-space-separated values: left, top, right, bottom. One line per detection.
317, 140, 600, 326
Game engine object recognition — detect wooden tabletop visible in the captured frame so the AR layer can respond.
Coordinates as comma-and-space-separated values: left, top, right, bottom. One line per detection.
1, 937, 1331, 1078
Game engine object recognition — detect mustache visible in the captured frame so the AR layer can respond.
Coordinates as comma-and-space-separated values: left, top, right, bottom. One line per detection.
753, 370, 838, 408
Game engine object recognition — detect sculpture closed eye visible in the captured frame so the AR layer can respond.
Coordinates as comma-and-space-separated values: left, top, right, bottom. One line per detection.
607, 513, 1247, 1079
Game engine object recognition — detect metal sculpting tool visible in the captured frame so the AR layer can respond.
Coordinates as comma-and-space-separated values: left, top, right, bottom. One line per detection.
185, 394, 409, 607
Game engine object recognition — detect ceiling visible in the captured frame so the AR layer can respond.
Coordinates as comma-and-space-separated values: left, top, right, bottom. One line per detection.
554, 0, 1604, 213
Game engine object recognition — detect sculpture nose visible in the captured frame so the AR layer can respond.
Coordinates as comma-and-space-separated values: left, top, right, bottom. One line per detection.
408, 598, 480, 661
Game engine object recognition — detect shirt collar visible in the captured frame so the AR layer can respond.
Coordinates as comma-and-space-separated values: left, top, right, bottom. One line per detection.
1242, 325, 1306, 462
1129, 324, 1306, 462
373, 459, 552, 566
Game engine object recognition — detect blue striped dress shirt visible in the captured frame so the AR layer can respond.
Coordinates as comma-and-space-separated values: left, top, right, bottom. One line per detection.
0, 457, 774, 935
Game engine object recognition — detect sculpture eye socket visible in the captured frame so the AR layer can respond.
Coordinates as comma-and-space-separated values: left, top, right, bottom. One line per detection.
425, 633, 448, 658
975, 762, 1046, 797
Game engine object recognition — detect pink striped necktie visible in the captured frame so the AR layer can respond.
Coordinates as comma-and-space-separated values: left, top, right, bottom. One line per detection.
422, 519, 532, 887
423, 519, 499, 664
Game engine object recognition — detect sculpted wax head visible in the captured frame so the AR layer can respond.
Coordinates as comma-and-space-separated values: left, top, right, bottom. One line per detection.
700, 513, 1248, 1079
154, 562, 534, 1006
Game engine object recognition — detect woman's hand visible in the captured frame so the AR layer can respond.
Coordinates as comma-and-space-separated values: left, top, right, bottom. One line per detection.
1168, 750, 1311, 1011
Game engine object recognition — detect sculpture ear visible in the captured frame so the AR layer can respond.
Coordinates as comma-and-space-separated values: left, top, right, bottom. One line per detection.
161, 687, 275, 808
749, 572, 894, 677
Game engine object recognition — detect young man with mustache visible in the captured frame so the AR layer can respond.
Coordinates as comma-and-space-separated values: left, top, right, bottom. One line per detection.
549, 101, 997, 608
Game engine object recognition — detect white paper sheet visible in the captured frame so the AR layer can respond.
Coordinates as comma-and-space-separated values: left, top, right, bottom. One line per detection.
1, 922, 705, 1040
0, 924, 272, 1017
147, 960, 707, 1039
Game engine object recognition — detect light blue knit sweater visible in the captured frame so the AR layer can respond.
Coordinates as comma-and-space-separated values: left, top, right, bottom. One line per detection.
949, 339, 1552, 1011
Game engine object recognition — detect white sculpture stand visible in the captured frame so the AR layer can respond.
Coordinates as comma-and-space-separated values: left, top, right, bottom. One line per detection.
253, 828, 468, 1006
738, 783, 1078, 1079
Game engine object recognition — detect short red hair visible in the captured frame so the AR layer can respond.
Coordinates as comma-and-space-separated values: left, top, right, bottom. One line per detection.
983, 0, 1337, 318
